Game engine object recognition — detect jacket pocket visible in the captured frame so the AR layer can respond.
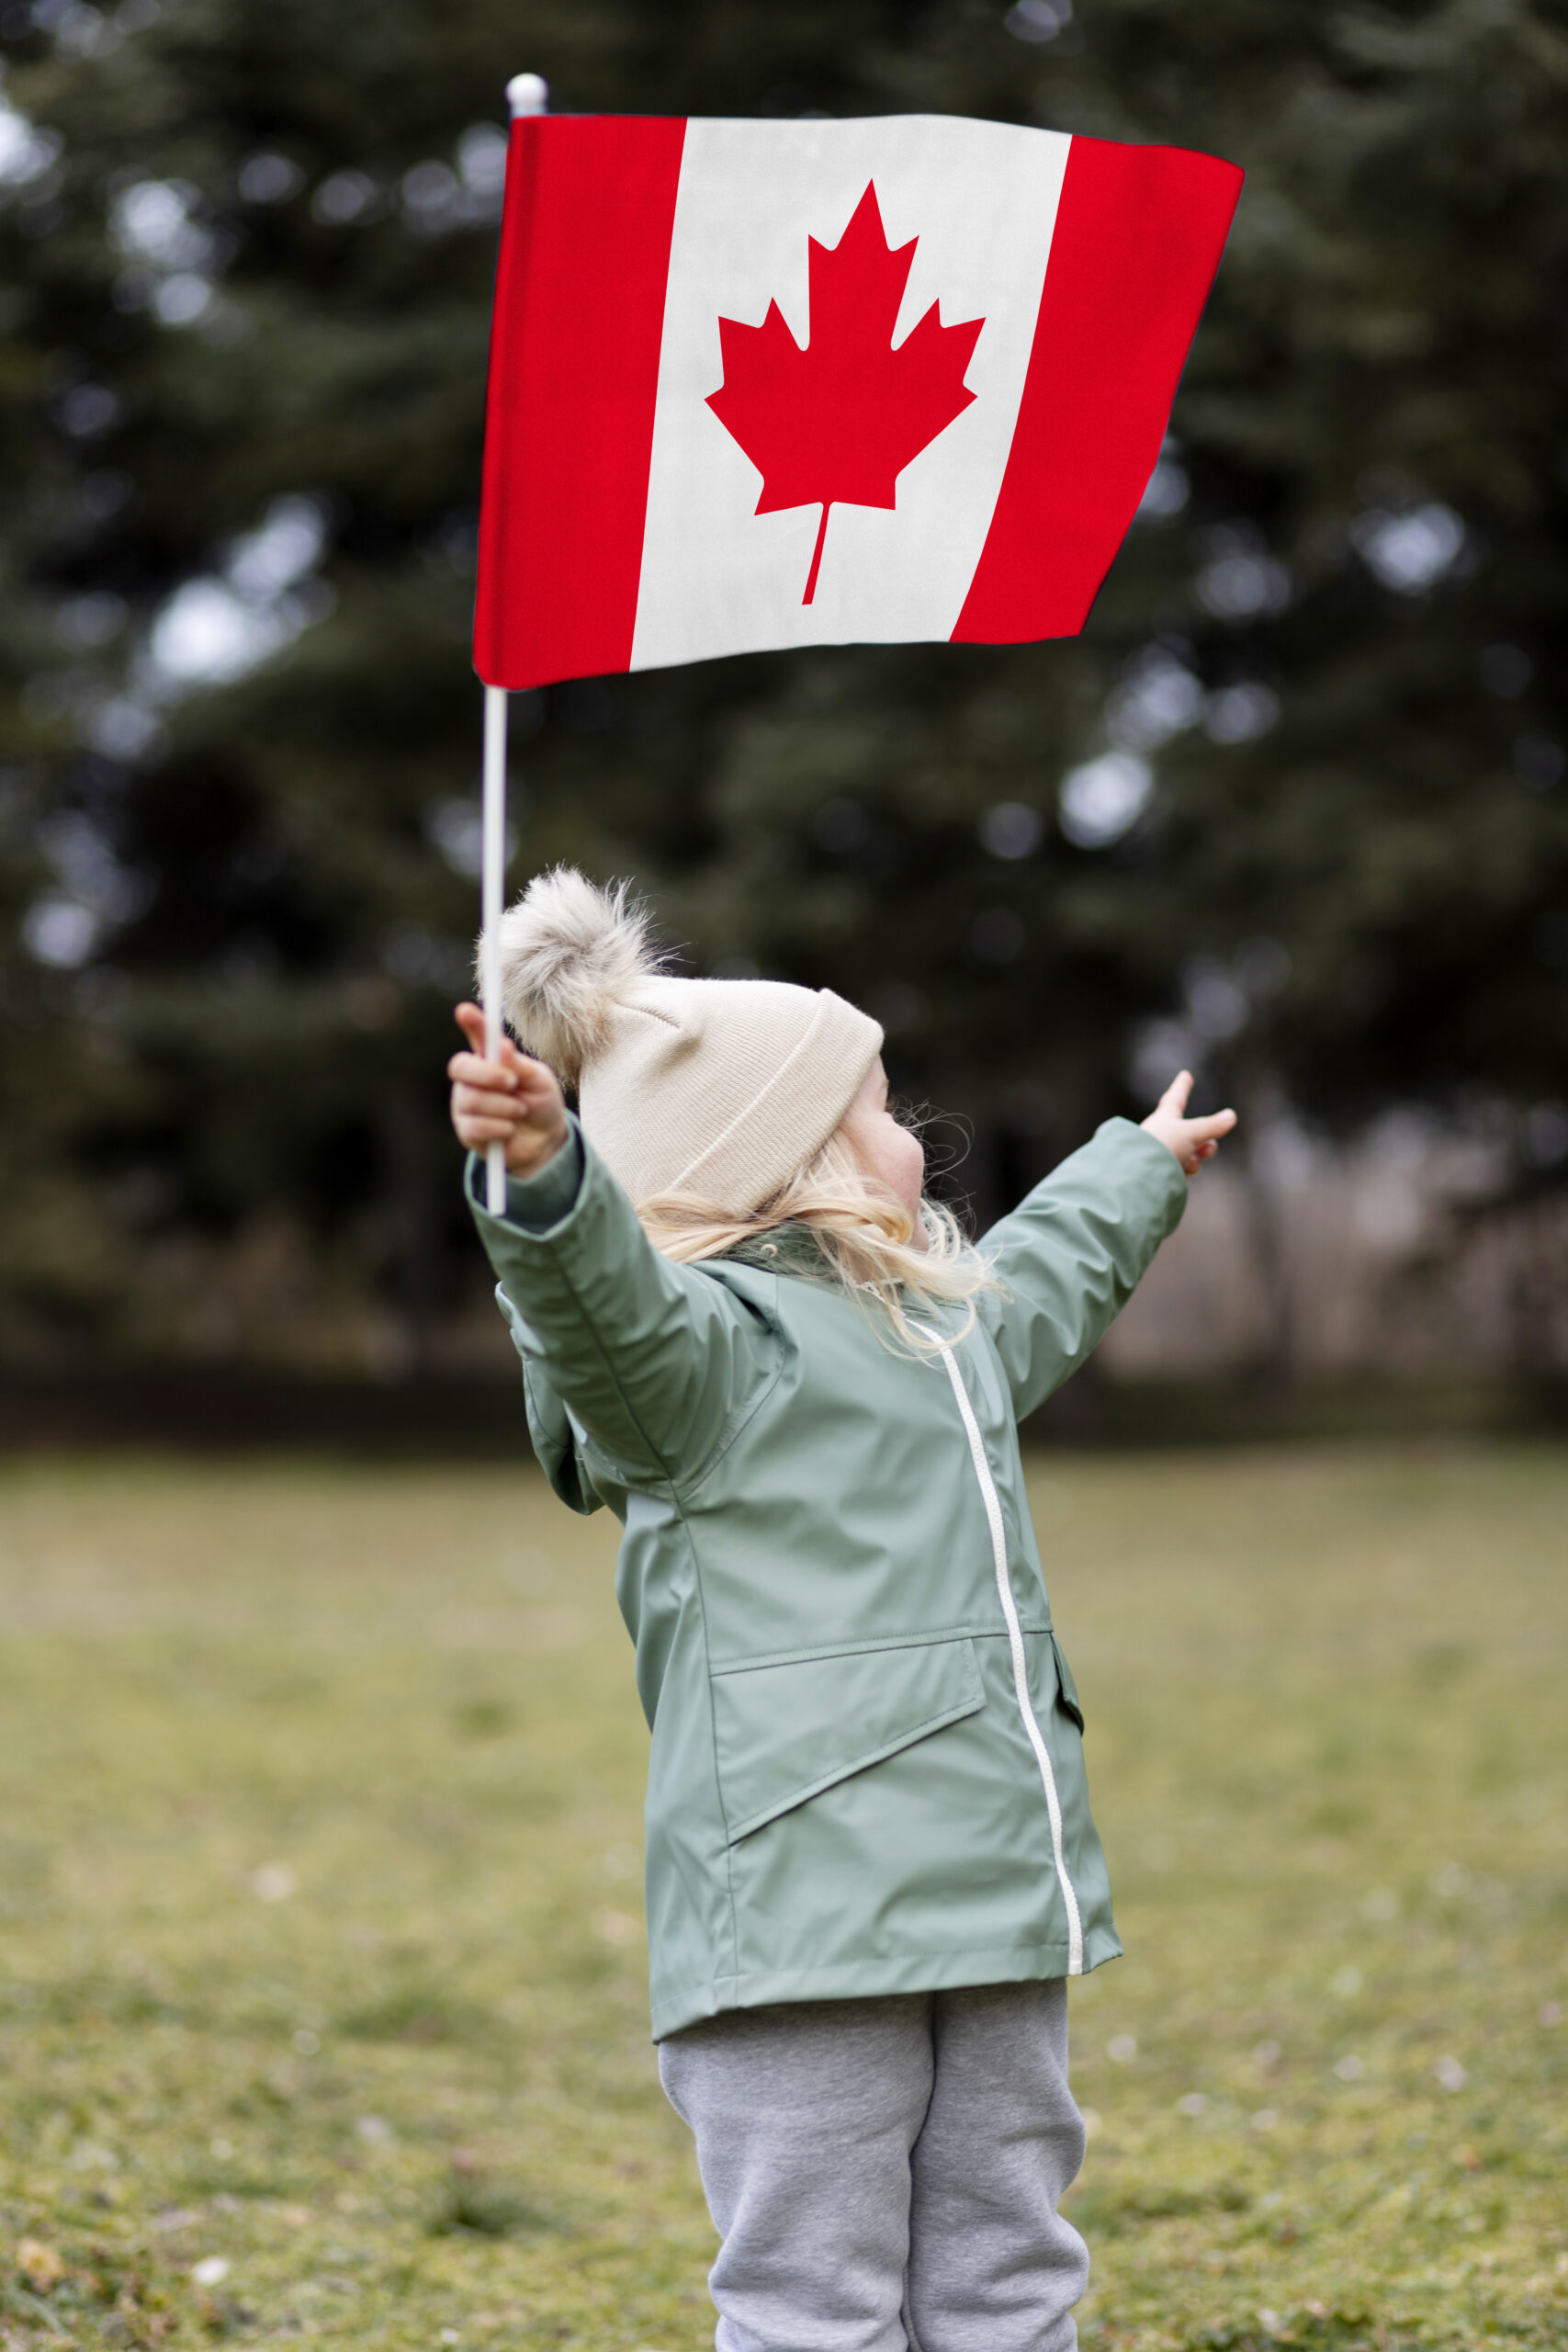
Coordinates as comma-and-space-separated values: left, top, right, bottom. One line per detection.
711, 1634, 986, 1844
1050, 1632, 1085, 1731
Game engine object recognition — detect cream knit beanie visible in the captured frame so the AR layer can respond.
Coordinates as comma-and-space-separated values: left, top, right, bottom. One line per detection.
486, 868, 883, 1215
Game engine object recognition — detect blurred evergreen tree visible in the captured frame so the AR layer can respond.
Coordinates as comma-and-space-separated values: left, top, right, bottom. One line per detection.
0, 0, 1564, 1371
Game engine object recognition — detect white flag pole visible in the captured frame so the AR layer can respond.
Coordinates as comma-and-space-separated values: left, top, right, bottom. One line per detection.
480, 681, 510, 1214
480, 70, 549, 1216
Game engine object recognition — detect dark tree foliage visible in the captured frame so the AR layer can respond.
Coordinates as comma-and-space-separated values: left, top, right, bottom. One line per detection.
1, 0, 1564, 1368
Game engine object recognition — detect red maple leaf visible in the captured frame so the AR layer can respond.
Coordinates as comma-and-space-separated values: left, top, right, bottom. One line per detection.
706, 182, 985, 605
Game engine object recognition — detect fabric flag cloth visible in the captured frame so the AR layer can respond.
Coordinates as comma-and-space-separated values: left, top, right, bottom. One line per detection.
474, 112, 1242, 690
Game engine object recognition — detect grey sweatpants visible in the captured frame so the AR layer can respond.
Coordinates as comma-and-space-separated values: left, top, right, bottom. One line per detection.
659, 1980, 1088, 2352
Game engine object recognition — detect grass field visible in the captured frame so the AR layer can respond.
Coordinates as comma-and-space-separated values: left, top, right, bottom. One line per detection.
1, 1446, 1565, 2352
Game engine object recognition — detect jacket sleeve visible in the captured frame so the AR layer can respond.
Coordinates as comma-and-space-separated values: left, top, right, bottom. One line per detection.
465, 1122, 779, 1490
976, 1118, 1188, 1420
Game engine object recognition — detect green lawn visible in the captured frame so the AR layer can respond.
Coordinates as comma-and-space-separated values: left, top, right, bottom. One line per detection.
1, 1446, 1564, 2352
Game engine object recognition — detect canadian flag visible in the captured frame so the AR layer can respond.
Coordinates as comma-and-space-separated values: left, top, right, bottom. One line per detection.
474, 113, 1241, 689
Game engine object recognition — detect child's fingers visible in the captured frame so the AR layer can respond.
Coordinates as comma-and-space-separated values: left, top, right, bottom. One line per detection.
449, 1048, 557, 1102
452, 1080, 522, 1121
447, 1048, 519, 1091
453, 1004, 543, 1086
447, 1072, 520, 1110
1184, 1108, 1237, 1145
452, 1090, 518, 1122
1168, 1128, 1227, 1174
1156, 1069, 1194, 1118
453, 1002, 527, 1067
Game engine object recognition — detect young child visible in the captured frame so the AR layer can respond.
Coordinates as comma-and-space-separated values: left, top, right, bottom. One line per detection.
447, 867, 1234, 2352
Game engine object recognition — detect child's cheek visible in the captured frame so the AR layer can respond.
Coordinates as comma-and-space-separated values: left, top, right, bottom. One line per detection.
900, 1127, 928, 1204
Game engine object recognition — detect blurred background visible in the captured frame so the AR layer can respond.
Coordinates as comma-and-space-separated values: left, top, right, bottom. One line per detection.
2, 0, 1565, 1442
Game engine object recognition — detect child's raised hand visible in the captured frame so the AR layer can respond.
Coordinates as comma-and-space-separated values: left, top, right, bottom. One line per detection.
1140, 1070, 1237, 1177
448, 1002, 570, 1178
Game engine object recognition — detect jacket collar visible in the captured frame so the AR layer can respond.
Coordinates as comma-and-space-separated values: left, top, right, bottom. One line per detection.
721, 1222, 829, 1276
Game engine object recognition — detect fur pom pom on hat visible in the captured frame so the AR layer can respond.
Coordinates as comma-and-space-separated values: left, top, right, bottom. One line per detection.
484, 867, 883, 1216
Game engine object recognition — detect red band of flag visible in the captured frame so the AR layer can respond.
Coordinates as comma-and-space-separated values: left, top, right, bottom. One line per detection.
954, 136, 1243, 645
474, 115, 686, 690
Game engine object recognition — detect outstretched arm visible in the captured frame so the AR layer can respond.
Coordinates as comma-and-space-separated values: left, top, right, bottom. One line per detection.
976, 1073, 1236, 1420
448, 1005, 775, 1488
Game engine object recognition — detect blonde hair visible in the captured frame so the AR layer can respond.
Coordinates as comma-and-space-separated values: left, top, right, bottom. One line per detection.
637, 1126, 996, 1355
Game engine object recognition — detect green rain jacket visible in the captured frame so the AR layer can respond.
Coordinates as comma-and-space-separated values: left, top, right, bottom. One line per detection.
468, 1114, 1187, 2040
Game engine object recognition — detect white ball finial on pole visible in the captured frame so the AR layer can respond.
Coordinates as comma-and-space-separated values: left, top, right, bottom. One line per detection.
506, 73, 548, 117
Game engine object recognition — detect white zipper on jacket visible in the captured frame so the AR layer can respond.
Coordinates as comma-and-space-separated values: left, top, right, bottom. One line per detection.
919, 1331, 1086, 1976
